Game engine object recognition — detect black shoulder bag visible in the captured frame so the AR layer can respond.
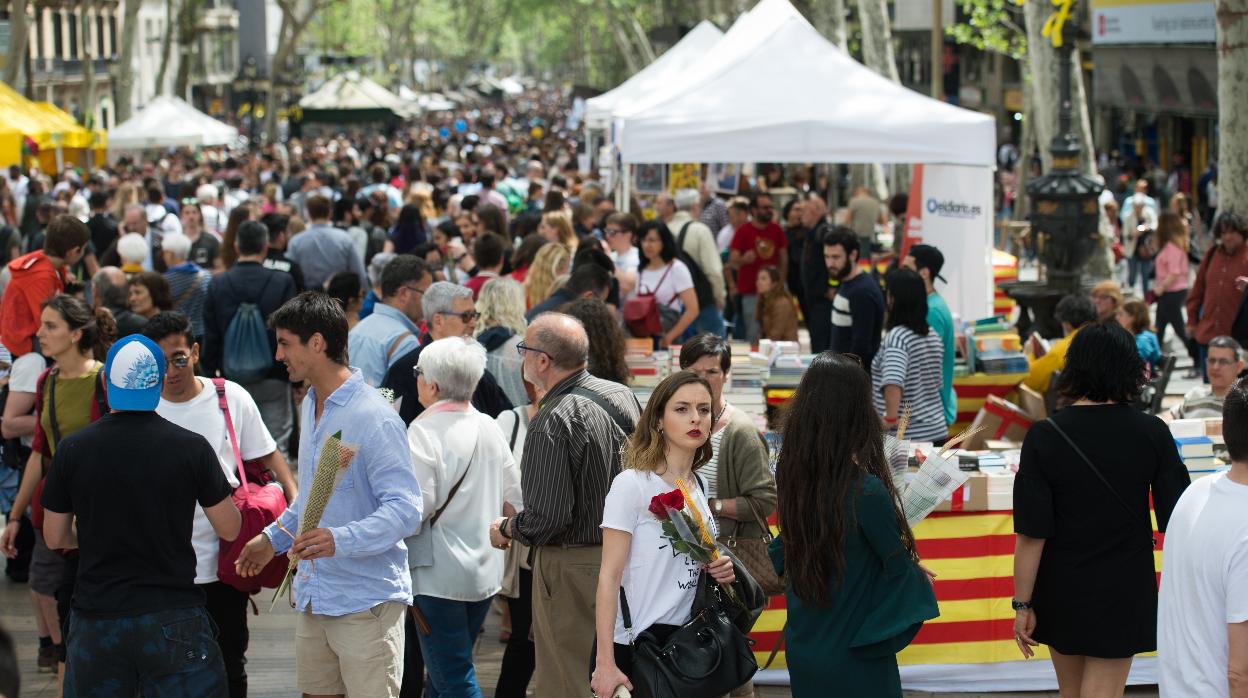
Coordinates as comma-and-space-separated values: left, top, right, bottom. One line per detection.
1045, 418, 1157, 551
618, 579, 757, 698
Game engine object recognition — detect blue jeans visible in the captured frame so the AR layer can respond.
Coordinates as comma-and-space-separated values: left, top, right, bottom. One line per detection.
738, 294, 759, 344
414, 595, 493, 698
1128, 256, 1154, 297
689, 304, 726, 337
64, 605, 227, 697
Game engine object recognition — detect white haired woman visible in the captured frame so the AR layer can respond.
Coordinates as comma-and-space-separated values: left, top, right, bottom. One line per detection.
405, 336, 523, 697
116, 232, 148, 276
475, 277, 529, 407
159, 231, 212, 340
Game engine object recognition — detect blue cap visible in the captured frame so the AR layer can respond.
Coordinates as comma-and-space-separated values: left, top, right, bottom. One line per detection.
104, 334, 166, 411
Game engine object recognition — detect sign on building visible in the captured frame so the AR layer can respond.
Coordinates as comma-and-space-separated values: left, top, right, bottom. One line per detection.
1091, 0, 1215, 45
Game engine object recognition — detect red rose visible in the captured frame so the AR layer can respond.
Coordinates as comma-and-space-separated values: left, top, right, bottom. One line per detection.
648, 489, 685, 520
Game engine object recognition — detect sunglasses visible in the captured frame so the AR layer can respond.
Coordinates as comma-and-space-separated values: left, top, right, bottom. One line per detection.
515, 341, 551, 359
169, 354, 191, 369
436, 310, 478, 323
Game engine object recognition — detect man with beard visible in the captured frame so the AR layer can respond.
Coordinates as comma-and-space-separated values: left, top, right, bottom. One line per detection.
728, 192, 788, 344
824, 226, 884, 367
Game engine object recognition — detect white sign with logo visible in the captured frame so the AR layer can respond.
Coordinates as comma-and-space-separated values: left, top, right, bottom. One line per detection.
1091, 0, 1215, 45
903, 164, 995, 322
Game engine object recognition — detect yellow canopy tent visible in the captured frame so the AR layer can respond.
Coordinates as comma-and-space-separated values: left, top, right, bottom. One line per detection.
0, 81, 105, 172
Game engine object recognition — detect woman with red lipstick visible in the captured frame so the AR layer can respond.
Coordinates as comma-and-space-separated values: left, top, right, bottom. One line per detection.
590, 371, 738, 698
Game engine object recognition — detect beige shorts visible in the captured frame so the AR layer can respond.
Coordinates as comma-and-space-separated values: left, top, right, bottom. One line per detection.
295, 601, 406, 696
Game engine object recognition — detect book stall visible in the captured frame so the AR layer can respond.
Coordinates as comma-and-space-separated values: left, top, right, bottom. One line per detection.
627, 336, 1230, 691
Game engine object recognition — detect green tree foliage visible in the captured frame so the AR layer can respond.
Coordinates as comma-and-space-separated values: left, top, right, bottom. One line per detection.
946, 0, 1027, 59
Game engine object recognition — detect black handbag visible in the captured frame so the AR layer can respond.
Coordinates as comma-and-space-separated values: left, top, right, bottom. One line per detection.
620, 574, 758, 698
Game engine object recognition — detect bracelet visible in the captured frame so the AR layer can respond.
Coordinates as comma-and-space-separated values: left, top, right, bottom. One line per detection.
1011, 598, 1033, 611
883, 416, 899, 424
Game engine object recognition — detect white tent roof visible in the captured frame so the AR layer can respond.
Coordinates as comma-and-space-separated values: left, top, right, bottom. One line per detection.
584, 20, 724, 130
615, 0, 996, 167
300, 72, 418, 118
108, 96, 238, 150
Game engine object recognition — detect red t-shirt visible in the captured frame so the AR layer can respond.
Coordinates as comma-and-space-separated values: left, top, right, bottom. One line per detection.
464, 271, 499, 301
730, 221, 787, 295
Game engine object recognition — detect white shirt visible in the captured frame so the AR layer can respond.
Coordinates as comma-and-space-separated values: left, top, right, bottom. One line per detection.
9, 352, 47, 448
717, 223, 736, 252
157, 377, 277, 583
1158, 472, 1248, 697
601, 469, 717, 645
406, 402, 523, 602
636, 260, 694, 310
610, 246, 640, 276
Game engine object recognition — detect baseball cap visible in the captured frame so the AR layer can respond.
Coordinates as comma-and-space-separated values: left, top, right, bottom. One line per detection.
104, 334, 167, 411
908, 244, 947, 284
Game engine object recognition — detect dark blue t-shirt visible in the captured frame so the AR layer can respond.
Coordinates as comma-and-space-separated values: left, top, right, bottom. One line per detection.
829, 272, 885, 368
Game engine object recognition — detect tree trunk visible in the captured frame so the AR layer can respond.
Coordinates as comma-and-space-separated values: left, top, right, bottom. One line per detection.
1023, 0, 1095, 175
1217, 0, 1248, 212
601, 0, 640, 77
4, 0, 30, 89
172, 0, 201, 99
857, 0, 899, 199
266, 0, 324, 142
812, 0, 847, 51
628, 16, 657, 64
154, 0, 176, 95
114, 0, 143, 122
1016, 67, 1035, 221
81, 1, 98, 127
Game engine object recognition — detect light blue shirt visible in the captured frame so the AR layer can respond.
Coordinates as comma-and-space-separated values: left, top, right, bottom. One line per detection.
286, 223, 367, 291
347, 303, 421, 386
263, 369, 423, 616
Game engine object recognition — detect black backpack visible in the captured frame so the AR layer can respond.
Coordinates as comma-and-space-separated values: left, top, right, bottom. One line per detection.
676, 222, 717, 312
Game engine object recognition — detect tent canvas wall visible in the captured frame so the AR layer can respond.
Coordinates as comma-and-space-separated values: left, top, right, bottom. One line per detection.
299, 72, 417, 124
108, 96, 238, 150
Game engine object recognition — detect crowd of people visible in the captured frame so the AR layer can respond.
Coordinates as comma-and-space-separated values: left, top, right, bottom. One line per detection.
0, 103, 1242, 698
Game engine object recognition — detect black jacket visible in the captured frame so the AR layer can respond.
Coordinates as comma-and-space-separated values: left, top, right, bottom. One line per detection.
525, 288, 576, 322
202, 261, 297, 381
801, 221, 833, 305
106, 303, 148, 338
264, 249, 306, 292
382, 333, 514, 426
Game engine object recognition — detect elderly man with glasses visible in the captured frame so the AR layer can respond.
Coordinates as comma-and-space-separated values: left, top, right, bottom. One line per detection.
347, 254, 433, 386
382, 281, 513, 426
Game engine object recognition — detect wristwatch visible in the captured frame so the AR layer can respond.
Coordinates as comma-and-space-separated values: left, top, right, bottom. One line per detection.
713, 499, 724, 514
1011, 598, 1033, 611
499, 517, 512, 540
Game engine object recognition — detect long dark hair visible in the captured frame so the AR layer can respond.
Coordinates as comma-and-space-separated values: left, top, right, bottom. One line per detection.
560, 298, 630, 385
885, 268, 929, 336
637, 220, 678, 265
390, 203, 427, 254
43, 294, 118, 361
220, 202, 254, 268
777, 352, 916, 606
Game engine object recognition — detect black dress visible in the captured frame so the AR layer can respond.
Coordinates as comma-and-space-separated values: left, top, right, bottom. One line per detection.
1013, 404, 1189, 658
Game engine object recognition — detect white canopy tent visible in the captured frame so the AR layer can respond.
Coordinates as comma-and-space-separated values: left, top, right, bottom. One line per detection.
611, 0, 998, 320
613, 0, 995, 166
584, 20, 725, 130
107, 96, 238, 151
300, 72, 419, 119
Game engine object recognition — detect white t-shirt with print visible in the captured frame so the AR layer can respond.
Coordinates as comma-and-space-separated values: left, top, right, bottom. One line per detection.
157, 377, 277, 583
1158, 472, 1248, 697
9, 352, 47, 448
636, 260, 694, 311
601, 469, 717, 645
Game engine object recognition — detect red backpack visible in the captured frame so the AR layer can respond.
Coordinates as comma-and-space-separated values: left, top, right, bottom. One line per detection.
210, 378, 290, 592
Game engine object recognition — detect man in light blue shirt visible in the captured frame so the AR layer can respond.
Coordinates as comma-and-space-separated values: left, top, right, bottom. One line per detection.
905, 244, 958, 426
347, 255, 431, 385
286, 194, 367, 290
236, 292, 421, 698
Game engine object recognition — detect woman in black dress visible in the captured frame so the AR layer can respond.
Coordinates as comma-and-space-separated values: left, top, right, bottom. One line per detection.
1013, 322, 1190, 694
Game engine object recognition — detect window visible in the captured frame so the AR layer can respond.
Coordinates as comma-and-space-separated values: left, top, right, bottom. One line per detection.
109, 14, 117, 57
97, 14, 105, 57
35, 10, 44, 59
68, 13, 79, 59
52, 11, 63, 59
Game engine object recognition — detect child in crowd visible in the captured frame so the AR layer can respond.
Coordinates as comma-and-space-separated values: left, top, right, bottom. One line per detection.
755, 266, 798, 342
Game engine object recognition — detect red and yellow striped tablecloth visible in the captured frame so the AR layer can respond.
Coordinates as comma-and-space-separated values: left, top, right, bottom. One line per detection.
951, 372, 1028, 433
749, 509, 1164, 672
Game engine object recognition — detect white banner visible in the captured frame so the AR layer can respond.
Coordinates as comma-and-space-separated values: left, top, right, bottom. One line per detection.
903, 164, 995, 323
1091, 0, 1215, 44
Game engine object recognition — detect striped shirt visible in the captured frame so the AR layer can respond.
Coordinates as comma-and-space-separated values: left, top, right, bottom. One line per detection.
871, 326, 948, 443
164, 264, 212, 338
510, 370, 641, 547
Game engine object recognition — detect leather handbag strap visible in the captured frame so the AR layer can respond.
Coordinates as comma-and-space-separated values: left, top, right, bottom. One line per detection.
639, 262, 674, 297
507, 409, 522, 451
1045, 418, 1154, 549
563, 385, 637, 435
386, 331, 414, 362
428, 434, 479, 528
212, 378, 251, 505
741, 497, 773, 544
763, 621, 786, 669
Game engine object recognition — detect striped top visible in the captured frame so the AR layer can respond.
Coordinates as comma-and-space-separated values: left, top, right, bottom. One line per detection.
510, 370, 641, 547
165, 264, 212, 338
695, 428, 726, 498
871, 326, 948, 443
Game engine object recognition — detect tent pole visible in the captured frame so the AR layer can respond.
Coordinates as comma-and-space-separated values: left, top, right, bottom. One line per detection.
622, 164, 631, 213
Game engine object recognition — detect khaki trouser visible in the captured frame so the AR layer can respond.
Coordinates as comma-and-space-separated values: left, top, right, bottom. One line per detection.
532, 544, 601, 698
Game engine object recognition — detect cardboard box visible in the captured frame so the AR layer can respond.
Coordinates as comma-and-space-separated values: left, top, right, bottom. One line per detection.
965, 395, 1035, 449
1016, 384, 1047, 421
934, 471, 990, 512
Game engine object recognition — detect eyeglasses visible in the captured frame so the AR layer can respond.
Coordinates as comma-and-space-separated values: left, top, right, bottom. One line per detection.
437, 310, 478, 323
605, 227, 628, 237
169, 354, 191, 369
413, 366, 424, 378
1207, 357, 1238, 367
515, 341, 551, 359
401, 284, 425, 297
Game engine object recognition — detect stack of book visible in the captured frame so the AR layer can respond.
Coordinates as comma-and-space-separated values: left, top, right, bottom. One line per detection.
625, 339, 667, 408
1175, 435, 1221, 478
966, 316, 1028, 375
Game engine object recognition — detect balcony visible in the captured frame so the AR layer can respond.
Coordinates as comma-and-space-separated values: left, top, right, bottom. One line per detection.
31, 57, 114, 83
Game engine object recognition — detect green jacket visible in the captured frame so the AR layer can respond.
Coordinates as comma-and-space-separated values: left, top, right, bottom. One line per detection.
713, 406, 778, 539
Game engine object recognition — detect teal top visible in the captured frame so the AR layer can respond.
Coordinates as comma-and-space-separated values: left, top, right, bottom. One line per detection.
1135, 330, 1162, 373
769, 474, 939, 697
927, 292, 957, 425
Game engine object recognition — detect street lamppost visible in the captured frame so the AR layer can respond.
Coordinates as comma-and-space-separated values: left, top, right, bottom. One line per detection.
241, 56, 259, 144
1004, 4, 1103, 338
